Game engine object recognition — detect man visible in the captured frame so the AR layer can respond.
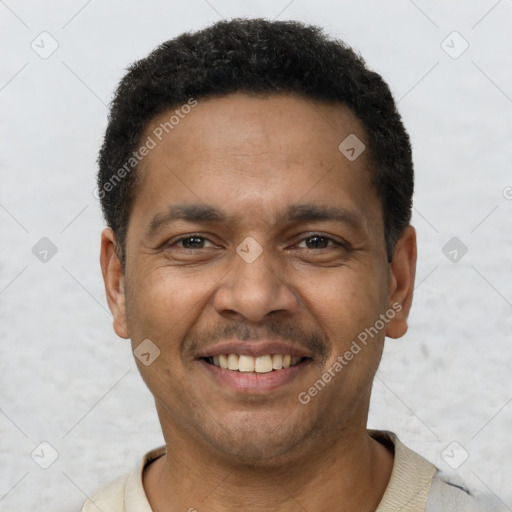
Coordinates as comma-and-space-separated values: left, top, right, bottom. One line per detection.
84, 18, 491, 511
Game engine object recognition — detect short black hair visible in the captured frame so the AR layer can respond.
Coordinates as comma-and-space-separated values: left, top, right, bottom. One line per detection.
97, 17, 413, 266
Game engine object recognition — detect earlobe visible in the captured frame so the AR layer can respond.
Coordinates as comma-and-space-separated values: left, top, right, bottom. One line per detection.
100, 228, 129, 339
385, 225, 417, 339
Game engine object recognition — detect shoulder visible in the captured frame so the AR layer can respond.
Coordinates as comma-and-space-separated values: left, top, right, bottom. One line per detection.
426, 472, 507, 512
80, 445, 166, 512
370, 431, 505, 512
81, 472, 129, 512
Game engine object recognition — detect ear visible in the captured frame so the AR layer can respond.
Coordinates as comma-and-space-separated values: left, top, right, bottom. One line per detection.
385, 225, 417, 339
100, 227, 129, 339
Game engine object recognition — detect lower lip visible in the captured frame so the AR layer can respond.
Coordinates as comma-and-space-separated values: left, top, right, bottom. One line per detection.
198, 358, 312, 394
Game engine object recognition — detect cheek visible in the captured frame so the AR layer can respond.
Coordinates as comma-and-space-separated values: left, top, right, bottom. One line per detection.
125, 266, 217, 342
311, 274, 386, 374
124, 269, 209, 398
301, 268, 384, 340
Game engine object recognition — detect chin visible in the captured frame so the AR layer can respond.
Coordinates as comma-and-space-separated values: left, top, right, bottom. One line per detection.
205, 420, 310, 467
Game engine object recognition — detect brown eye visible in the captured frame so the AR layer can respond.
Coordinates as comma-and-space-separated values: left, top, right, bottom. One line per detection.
169, 235, 216, 250
298, 235, 336, 249
179, 236, 206, 249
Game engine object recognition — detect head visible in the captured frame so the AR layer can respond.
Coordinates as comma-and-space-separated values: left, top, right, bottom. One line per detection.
99, 18, 416, 465
98, 18, 413, 268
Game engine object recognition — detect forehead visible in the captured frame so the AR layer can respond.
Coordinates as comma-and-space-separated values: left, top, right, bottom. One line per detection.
142, 92, 369, 170
129, 92, 380, 235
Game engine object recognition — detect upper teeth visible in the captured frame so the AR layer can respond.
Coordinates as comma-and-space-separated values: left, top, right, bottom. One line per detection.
210, 354, 302, 373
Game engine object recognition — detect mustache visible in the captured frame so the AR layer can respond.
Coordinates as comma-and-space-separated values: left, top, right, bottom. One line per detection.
186, 320, 329, 362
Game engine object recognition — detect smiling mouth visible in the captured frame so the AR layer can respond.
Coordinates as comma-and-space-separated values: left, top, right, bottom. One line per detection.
202, 354, 311, 373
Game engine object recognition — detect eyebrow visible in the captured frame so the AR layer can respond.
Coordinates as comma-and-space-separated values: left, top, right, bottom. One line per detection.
145, 202, 362, 237
283, 203, 361, 230
146, 204, 228, 237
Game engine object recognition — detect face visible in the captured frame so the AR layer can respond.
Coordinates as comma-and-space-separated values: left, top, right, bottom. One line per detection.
101, 92, 416, 464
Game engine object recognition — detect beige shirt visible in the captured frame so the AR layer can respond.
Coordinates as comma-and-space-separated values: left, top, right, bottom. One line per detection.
80, 430, 472, 512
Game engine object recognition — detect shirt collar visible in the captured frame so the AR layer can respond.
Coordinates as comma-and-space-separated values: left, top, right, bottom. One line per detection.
125, 445, 166, 512
370, 430, 438, 512
123, 431, 437, 511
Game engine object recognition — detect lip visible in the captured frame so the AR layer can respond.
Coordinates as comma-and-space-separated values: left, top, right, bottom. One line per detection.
195, 340, 313, 359
198, 357, 312, 394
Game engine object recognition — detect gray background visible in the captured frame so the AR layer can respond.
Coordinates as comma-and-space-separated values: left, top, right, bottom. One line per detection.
1, 0, 511, 510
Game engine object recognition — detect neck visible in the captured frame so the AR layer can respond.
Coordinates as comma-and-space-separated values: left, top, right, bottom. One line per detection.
143, 422, 394, 512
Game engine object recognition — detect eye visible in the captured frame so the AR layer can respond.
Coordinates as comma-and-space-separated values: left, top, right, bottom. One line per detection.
171, 235, 216, 250
297, 234, 341, 250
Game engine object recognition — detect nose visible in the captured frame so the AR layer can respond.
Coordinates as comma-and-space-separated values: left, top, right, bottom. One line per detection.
212, 241, 299, 323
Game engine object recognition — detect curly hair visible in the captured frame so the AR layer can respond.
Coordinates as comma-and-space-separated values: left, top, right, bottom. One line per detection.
97, 17, 413, 266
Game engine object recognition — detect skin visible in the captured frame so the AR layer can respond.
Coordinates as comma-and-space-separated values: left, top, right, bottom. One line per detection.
101, 92, 417, 511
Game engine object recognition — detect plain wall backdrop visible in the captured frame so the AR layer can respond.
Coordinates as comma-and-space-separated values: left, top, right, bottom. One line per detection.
1, 0, 511, 510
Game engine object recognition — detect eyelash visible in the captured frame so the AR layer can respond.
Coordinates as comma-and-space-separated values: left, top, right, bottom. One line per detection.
168, 233, 345, 251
